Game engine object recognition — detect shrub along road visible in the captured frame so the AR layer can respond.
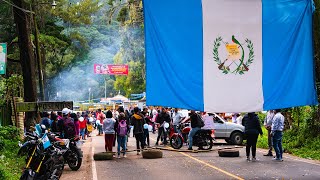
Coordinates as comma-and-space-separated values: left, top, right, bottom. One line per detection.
62, 131, 320, 180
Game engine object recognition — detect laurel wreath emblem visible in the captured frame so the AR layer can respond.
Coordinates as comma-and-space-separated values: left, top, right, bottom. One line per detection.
212, 36, 254, 75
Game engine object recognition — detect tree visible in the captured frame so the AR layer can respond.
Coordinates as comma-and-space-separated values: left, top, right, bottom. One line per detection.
12, 0, 37, 127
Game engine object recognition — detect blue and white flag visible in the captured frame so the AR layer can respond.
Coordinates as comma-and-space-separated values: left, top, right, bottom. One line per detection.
143, 0, 318, 112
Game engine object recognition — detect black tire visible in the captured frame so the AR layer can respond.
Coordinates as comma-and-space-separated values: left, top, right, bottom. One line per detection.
218, 149, 240, 157
199, 136, 213, 150
93, 152, 113, 161
67, 148, 82, 171
230, 132, 243, 145
170, 135, 183, 149
20, 169, 34, 180
142, 150, 163, 159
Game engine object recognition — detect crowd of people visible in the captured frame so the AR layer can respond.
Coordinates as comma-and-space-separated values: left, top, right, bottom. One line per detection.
39, 106, 285, 162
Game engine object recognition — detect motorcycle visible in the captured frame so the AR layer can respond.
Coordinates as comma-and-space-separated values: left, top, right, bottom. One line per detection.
18, 128, 65, 180
48, 133, 83, 171
170, 123, 215, 150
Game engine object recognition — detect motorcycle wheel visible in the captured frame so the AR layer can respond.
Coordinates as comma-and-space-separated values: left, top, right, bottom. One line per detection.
170, 135, 183, 149
199, 136, 213, 150
20, 169, 34, 180
67, 148, 82, 171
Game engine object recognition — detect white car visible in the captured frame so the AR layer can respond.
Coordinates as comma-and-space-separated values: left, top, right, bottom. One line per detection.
209, 113, 245, 145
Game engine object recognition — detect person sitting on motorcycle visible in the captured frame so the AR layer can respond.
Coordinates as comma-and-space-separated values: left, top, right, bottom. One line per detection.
183, 110, 202, 150
155, 107, 171, 146
172, 108, 186, 133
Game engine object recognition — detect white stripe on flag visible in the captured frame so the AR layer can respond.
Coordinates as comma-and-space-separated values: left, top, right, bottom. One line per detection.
202, 0, 263, 112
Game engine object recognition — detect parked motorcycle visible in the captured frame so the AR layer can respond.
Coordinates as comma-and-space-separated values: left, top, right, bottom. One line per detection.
49, 133, 83, 171
170, 123, 215, 150
18, 130, 65, 180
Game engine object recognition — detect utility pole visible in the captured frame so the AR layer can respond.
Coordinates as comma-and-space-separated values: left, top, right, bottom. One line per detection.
105, 77, 107, 99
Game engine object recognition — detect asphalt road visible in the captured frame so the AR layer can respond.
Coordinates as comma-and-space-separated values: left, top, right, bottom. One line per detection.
62, 131, 320, 180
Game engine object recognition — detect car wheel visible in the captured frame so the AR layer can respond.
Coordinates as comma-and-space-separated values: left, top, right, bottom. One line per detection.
231, 132, 243, 145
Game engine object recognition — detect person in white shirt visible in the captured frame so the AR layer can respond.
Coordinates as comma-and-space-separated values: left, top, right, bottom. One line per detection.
172, 108, 185, 133
236, 114, 243, 125
264, 110, 275, 156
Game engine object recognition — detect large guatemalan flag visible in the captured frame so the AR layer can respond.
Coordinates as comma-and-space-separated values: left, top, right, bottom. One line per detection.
143, 0, 318, 112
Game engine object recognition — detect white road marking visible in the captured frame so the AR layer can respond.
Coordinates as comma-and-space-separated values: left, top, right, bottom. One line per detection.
92, 145, 98, 180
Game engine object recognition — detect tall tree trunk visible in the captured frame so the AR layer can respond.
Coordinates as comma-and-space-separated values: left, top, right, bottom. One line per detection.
13, 0, 37, 128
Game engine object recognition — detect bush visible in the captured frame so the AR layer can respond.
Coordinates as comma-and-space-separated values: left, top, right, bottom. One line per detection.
257, 123, 320, 160
0, 126, 21, 141
0, 126, 24, 179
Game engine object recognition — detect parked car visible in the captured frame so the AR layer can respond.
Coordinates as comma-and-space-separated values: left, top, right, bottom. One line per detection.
209, 113, 245, 145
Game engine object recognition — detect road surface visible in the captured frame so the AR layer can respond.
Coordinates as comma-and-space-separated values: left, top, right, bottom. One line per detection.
61, 131, 320, 180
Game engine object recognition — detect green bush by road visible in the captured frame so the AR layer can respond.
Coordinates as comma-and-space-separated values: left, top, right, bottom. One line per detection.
257, 118, 320, 160
0, 126, 24, 179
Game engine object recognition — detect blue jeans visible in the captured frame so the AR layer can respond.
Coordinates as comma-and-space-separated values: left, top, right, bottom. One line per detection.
117, 135, 127, 155
273, 131, 283, 160
173, 125, 180, 134
80, 128, 86, 139
188, 127, 200, 149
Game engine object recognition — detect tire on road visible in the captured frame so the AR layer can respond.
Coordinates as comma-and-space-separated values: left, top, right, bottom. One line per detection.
93, 152, 113, 161
142, 149, 163, 159
218, 149, 240, 157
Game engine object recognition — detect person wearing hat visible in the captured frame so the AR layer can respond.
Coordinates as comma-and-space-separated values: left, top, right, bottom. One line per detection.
59, 108, 77, 139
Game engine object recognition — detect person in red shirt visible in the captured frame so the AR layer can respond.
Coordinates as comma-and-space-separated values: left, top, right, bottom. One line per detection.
96, 109, 104, 136
79, 116, 87, 140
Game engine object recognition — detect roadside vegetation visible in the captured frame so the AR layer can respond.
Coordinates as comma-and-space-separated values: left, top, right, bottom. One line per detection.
0, 126, 24, 179
256, 108, 320, 160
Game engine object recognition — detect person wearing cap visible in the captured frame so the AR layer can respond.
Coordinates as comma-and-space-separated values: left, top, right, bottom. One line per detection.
131, 107, 146, 155
59, 108, 77, 139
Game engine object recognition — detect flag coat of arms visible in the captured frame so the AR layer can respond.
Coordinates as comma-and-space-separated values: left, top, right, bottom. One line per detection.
143, 0, 318, 112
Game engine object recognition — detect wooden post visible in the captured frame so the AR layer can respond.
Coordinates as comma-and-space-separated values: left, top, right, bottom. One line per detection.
13, 97, 24, 136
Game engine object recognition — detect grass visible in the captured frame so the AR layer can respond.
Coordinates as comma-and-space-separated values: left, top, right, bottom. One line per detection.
0, 126, 24, 180
256, 127, 320, 160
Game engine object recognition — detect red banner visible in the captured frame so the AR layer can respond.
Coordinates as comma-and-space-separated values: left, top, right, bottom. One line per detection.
94, 64, 129, 75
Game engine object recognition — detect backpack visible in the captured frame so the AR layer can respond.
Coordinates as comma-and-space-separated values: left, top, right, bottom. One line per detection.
196, 114, 205, 128
118, 120, 128, 136
63, 118, 76, 138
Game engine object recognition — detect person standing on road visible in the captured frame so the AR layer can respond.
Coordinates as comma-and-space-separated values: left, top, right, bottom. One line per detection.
183, 110, 204, 150
264, 110, 275, 156
79, 116, 87, 140
102, 110, 116, 152
155, 107, 171, 146
115, 113, 129, 158
96, 109, 104, 136
172, 108, 185, 133
271, 109, 285, 161
131, 107, 146, 155
243, 112, 263, 162
71, 113, 80, 137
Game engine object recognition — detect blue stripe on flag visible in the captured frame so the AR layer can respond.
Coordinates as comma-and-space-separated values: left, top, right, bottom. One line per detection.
143, 0, 204, 110
262, 0, 318, 110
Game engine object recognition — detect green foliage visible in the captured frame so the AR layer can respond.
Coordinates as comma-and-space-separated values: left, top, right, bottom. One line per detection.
0, 75, 24, 106
51, 0, 101, 25
257, 109, 320, 160
0, 126, 24, 180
